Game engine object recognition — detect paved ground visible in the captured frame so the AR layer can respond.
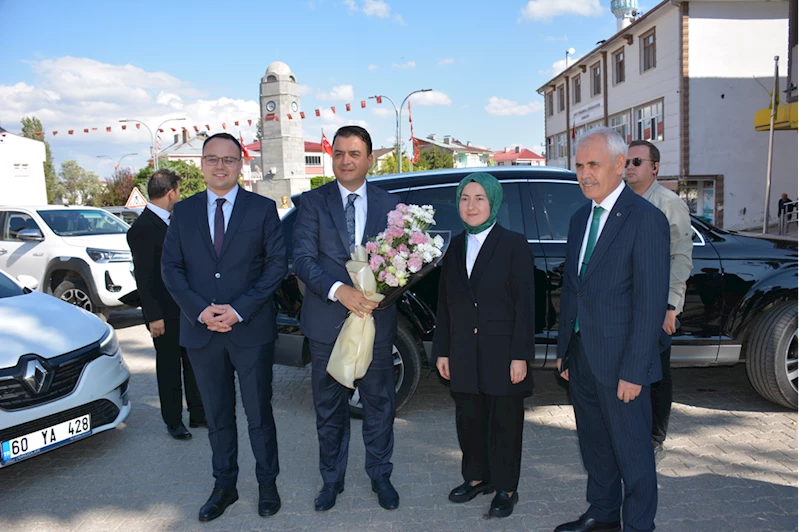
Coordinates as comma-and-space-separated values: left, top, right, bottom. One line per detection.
0, 310, 796, 531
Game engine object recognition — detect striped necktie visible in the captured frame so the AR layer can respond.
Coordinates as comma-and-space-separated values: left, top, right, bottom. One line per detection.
575, 206, 604, 333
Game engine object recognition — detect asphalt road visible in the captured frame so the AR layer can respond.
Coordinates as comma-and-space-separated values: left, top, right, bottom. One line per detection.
0, 310, 796, 531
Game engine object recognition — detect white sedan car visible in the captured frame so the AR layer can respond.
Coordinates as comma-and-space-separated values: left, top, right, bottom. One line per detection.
0, 270, 131, 467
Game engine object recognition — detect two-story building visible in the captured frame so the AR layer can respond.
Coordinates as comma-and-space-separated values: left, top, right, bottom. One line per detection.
538, 0, 797, 229
493, 146, 546, 166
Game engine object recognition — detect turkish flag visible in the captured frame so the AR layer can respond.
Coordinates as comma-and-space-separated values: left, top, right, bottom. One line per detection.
240, 133, 251, 161
68, 130, 74, 135
300, 112, 306, 119
84, 128, 89, 133
331, 106, 336, 114
222, 123, 226, 130
205, 124, 210, 130
376, 96, 382, 104
346, 103, 351, 112
234, 121, 239, 126
248, 119, 252, 126
322, 131, 333, 156
194, 125, 199, 132
571, 125, 575, 140
361, 100, 366, 108
136, 124, 141, 129
106, 127, 111, 132
122, 125, 127, 130
53, 131, 58, 136
315, 109, 320, 117
287, 114, 293, 120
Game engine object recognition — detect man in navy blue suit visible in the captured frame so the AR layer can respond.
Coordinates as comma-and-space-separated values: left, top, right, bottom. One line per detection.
293, 126, 401, 511
162, 133, 287, 522
554, 128, 669, 532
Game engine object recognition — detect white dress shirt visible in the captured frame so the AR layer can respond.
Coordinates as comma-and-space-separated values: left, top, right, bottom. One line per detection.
578, 180, 626, 270
206, 185, 240, 245
146, 202, 171, 226
466, 223, 496, 278
328, 181, 368, 302
199, 185, 242, 323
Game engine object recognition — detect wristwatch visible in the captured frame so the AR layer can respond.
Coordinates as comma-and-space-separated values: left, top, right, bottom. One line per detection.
667, 304, 676, 311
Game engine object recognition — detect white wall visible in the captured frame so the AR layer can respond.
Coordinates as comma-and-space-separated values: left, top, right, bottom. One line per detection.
688, 0, 795, 229
0, 133, 47, 205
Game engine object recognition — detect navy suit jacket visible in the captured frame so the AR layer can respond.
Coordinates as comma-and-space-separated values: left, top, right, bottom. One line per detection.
293, 181, 400, 345
161, 188, 288, 349
556, 185, 670, 387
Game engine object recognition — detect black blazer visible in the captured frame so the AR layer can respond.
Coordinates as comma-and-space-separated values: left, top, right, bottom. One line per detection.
432, 225, 536, 396
127, 207, 180, 323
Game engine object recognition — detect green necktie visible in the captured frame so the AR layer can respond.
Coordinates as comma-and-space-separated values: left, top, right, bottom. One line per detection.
575, 206, 604, 333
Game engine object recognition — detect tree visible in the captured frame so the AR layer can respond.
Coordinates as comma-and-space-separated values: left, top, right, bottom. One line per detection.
310, 176, 335, 189
414, 147, 454, 171
377, 152, 411, 175
21, 116, 58, 203
134, 159, 206, 200
98, 168, 136, 206
55, 161, 103, 206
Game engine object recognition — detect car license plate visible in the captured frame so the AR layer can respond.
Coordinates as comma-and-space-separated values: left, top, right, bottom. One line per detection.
1, 414, 92, 465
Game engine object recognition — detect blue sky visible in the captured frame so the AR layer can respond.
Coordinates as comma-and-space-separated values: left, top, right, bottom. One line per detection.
0, 0, 631, 177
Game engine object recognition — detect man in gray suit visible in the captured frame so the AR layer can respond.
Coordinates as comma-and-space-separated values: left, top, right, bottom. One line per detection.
554, 128, 669, 532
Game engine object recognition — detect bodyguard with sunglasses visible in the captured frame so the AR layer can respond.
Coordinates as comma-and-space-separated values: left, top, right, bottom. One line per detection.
624, 140, 693, 464
162, 133, 288, 521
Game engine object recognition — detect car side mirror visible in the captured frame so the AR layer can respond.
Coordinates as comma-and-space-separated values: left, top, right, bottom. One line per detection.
16, 274, 39, 291
16, 228, 44, 242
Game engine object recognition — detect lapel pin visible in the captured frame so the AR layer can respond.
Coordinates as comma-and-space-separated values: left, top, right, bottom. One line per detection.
616, 212, 621, 217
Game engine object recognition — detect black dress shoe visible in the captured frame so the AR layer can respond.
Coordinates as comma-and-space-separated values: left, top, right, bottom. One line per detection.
198, 487, 238, 522
371, 475, 399, 510
258, 482, 281, 516
167, 422, 192, 440
314, 481, 344, 512
554, 513, 621, 532
488, 490, 519, 518
189, 418, 208, 428
448, 480, 494, 503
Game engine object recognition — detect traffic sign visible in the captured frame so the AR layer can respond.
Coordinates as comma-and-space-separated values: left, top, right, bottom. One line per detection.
125, 188, 147, 208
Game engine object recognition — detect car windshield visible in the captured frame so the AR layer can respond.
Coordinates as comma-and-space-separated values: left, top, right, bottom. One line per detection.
37, 209, 130, 236
0, 272, 25, 299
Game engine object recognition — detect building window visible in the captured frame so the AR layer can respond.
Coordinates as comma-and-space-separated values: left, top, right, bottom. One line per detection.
555, 132, 568, 159
613, 48, 625, 85
641, 29, 656, 72
590, 62, 601, 97
547, 92, 554, 116
546, 136, 553, 157
557, 85, 565, 112
635, 100, 664, 141
609, 111, 631, 143
573, 75, 582, 105
13, 164, 30, 177
305, 155, 321, 166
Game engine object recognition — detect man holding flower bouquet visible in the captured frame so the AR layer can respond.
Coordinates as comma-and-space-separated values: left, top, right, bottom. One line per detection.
293, 126, 401, 511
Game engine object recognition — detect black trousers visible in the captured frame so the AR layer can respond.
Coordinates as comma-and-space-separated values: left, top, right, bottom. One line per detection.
152, 319, 204, 426
453, 392, 524, 493
187, 337, 279, 489
309, 339, 396, 484
568, 333, 657, 532
650, 346, 672, 445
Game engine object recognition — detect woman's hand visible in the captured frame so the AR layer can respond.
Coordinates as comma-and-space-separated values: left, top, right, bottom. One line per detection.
436, 357, 450, 380
510, 360, 527, 384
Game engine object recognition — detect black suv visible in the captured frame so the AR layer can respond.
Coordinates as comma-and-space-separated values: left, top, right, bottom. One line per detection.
274, 167, 798, 411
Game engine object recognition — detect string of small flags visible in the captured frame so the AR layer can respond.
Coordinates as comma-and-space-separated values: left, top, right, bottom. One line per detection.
1, 99, 385, 139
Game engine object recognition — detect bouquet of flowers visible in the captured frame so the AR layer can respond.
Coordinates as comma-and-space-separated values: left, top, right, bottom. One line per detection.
327, 203, 447, 388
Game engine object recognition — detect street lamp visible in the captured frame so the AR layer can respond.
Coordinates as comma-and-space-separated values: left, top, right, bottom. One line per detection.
369, 88, 432, 174
565, 47, 576, 71
96, 153, 138, 171
118, 117, 186, 170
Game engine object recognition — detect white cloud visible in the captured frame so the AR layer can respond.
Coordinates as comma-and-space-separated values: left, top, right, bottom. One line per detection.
409, 91, 451, 106
316, 84, 355, 101
371, 107, 395, 118
316, 108, 369, 136
298, 84, 314, 96
538, 54, 582, 78
393, 14, 405, 25
343, 0, 357, 11
368, 64, 379, 71
344, 0, 404, 23
438, 58, 454, 65
520, 0, 603, 22
485, 97, 543, 116
392, 60, 416, 69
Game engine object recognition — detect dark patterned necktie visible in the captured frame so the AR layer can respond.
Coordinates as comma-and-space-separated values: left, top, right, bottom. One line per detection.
214, 198, 225, 256
575, 205, 604, 333
345, 193, 358, 249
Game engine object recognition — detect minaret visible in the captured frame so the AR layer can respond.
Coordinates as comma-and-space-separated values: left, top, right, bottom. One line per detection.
611, 0, 638, 31
254, 61, 310, 204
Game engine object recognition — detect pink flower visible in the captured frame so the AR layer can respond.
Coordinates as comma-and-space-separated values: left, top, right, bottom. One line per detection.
384, 273, 399, 287
398, 244, 409, 254
385, 235, 393, 247
409, 231, 427, 245
389, 227, 404, 239
369, 254, 385, 272
378, 270, 387, 281
408, 254, 423, 273
365, 241, 378, 254
396, 203, 409, 214
387, 210, 404, 228
386, 247, 398, 259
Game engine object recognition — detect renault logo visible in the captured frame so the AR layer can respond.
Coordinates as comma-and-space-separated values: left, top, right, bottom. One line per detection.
23, 360, 48, 395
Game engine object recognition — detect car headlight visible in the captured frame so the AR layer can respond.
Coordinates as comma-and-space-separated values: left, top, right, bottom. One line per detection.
87, 248, 132, 263
99, 324, 120, 356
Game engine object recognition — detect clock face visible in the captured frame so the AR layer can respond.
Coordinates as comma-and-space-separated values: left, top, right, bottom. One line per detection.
266, 101, 276, 113
291, 101, 298, 112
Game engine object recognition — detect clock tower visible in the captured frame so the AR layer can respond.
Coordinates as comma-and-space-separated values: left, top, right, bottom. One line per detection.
255, 61, 310, 203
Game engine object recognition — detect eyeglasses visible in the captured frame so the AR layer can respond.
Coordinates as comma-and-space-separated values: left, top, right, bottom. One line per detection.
203, 155, 241, 167
625, 157, 657, 168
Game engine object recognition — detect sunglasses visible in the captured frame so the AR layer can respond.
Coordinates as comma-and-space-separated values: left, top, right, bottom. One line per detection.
625, 157, 657, 168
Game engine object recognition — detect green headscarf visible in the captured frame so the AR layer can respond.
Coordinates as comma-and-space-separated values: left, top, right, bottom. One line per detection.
456, 172, 503, 234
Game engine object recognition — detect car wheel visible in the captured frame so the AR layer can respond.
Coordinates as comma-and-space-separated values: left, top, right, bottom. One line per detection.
53, 279, 95, 314
745, 300, 798, 409
348, 326, 423, 418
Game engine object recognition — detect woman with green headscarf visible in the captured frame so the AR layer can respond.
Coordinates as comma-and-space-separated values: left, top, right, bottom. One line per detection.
431, 172, 536, 519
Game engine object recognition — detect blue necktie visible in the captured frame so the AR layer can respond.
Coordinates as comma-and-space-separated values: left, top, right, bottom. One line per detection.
575, 206, 604, 332
214, 198, 225, 257
345, 193, 358, 250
